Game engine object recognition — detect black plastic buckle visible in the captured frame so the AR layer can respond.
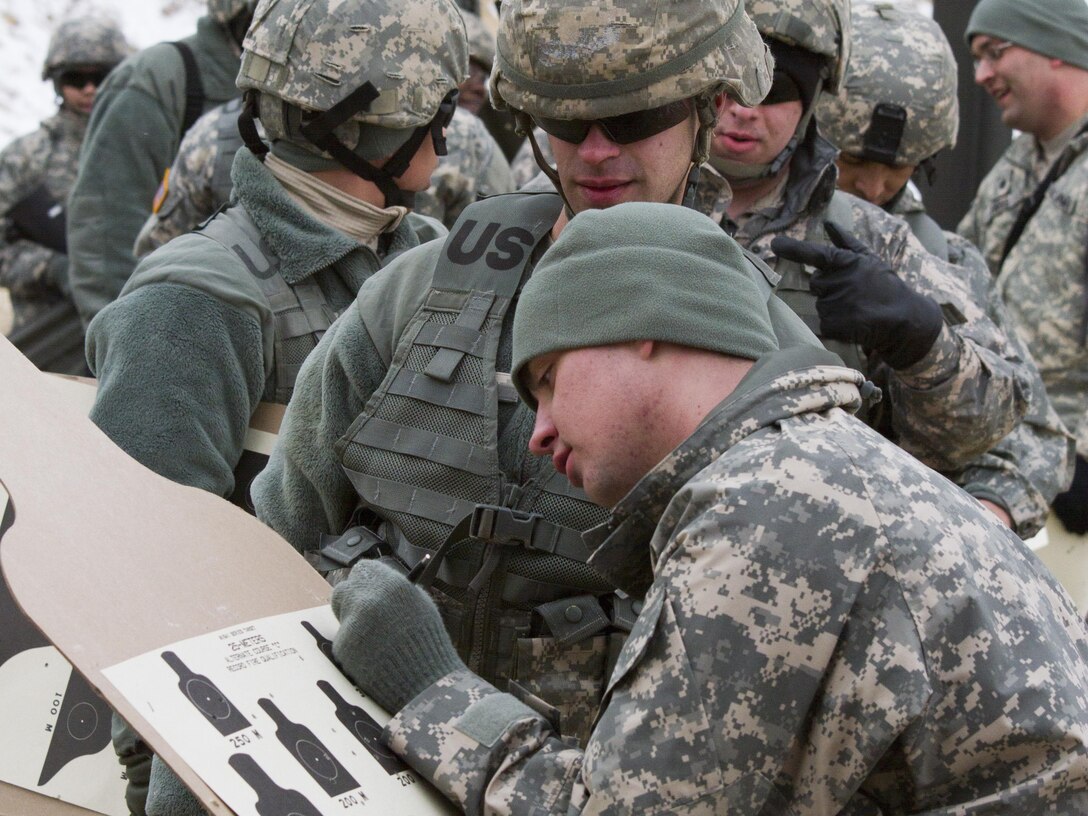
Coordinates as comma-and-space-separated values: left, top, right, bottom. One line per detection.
469, 505, 541, 546
315, 526, 385, 571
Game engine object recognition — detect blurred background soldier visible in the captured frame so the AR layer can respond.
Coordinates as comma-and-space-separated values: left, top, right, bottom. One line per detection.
815, 2, 1073, 546
696, 0, 1035, 520
65, 0, 257, 329
134, 9, 511, 250
0, 15, 130, 372
958, 0, 1088, 575
87, 0, 467, 811
459, 7, 524, 160
131, 95, 253, 258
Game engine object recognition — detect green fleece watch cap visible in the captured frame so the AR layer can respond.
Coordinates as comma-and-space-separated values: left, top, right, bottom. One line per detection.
512, 202, 779, 407
966, 0, 1088, 71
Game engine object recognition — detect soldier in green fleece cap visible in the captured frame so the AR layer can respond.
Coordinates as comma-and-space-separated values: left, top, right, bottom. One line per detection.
958, 0, 1088, 566
85, 0, 467, 813
328, 202, 1088, 816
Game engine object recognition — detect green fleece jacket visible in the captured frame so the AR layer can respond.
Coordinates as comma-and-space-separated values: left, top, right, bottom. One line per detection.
67, 15, 242, 328
87, 146, 441, 499
89, 146, 440, 815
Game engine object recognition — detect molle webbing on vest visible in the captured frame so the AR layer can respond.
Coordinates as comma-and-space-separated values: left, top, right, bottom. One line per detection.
336, 193, 616, 715
195, 206, 334, 403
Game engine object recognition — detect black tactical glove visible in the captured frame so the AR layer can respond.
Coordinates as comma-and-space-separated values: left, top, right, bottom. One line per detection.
1052, 456, 1088, 535
771, 221, 944, 370
331, 559, 465, 713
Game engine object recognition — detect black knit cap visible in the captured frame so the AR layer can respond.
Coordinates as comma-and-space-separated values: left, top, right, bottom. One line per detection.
767, 38, 826, 111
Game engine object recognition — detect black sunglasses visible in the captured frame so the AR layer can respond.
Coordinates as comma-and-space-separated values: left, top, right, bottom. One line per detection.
58, 68, 110, 89
534, 99, 693, 145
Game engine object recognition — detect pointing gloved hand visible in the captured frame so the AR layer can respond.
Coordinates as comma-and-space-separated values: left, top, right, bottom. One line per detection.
1052, 456, 1088, 535
771, 221, 944, 370
332, 559, 465, 714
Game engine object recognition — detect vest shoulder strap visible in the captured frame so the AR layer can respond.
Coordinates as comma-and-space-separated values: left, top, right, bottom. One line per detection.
433, 191, 563, 297
901, 209, 949, 261
168, 41, 205, 140
195, 206, 334, 400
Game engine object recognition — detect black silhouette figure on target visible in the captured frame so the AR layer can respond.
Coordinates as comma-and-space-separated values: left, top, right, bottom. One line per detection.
316, 680, 407, 775
0, 492, 114, 785
258, 697, 359, 796
228, 753, 323, 816
161, 651, 251, 735
300, 620, 339, 668
36, 668, 114, 785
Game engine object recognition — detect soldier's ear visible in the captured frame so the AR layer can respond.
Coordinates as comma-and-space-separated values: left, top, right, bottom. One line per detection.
714, 92, 728, 118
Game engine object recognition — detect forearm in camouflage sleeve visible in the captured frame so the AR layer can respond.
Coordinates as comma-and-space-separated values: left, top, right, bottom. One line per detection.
884, 321, 1030, 470
0, 236, 67, 297
952, 415, 1074, 539
941, 232, 1075, 537
386, 669, 583, 816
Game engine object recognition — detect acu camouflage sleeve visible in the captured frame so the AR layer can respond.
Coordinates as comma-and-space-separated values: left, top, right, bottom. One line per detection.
0, 129, 67, 298
386, 671, 584, 816
870, 218, 1031, 470
939, 234, 1074, 537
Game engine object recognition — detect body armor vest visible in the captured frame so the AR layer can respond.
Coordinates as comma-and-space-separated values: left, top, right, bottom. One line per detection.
195, 205, 336, 404
336, 193, 627, 744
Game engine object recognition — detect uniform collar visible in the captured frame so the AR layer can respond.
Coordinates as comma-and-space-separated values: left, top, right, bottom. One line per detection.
584, 346, 863, 596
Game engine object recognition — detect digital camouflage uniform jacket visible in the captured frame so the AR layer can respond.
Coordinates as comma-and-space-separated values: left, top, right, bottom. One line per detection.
958, 112, 1088, 458
67, 15, 242, 327
889, 185, 1073, 537
694, 130, 1031, 474
382, 347, 1088, 816
87, 147, 439, 499
134, 103, 513, 256
0, 107, 85, 330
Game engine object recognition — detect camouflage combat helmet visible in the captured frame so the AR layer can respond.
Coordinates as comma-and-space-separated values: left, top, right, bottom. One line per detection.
491, 0, 771, 124
236, 0, 468, 206
207, 0, 257, 24
42, 15, 131, 80
746, 0, 851, 96
817, 3, 957, 167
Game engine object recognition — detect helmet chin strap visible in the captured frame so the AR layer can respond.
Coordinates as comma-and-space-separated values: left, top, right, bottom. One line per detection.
241, 85, 457, 209
682, 93, 719, 209
515, 111, 577, 220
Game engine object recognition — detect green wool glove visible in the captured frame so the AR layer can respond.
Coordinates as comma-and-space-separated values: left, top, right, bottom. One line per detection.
331, 560, 466, 713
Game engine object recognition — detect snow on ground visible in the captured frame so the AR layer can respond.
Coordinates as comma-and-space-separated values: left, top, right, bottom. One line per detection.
0, 0, 203, 143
